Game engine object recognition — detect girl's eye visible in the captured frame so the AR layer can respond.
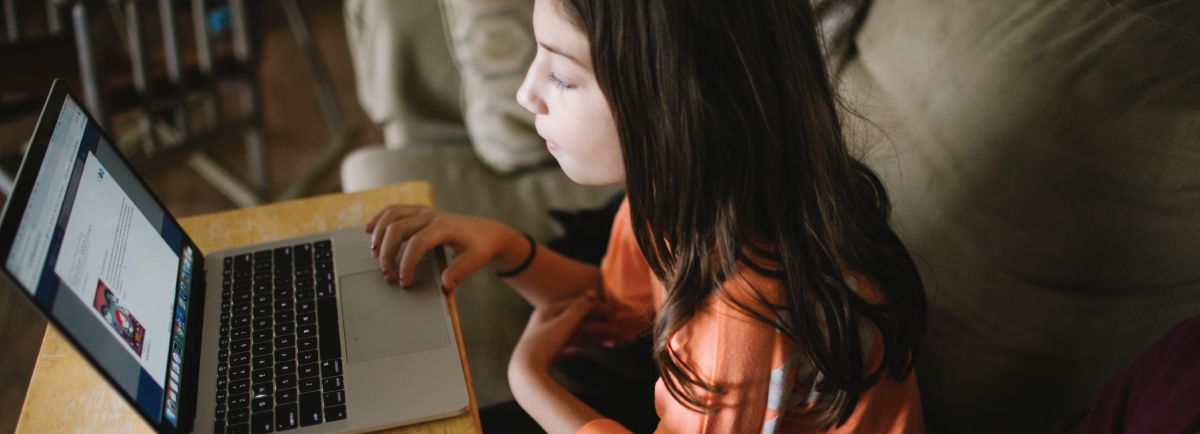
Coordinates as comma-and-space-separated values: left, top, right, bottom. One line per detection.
546, 72, 576, 90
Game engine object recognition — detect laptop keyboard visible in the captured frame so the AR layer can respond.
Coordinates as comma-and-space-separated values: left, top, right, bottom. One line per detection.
214, 241, 346, 434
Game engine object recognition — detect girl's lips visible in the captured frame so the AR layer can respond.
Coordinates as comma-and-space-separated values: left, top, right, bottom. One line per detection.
546, 140, 560, 151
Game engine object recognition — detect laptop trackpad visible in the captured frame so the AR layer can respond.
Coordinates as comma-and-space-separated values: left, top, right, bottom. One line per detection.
340, 268, 449, 364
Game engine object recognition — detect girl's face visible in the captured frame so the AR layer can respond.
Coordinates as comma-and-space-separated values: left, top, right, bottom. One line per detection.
517, 0, 624, 185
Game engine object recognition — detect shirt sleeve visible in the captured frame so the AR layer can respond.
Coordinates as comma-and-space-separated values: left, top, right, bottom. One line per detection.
577, 418, 635, 434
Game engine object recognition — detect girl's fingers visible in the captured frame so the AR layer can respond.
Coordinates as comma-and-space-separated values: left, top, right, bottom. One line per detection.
368, 206, 427, 255
440, 248, 490, 293
395, 225, 454, 286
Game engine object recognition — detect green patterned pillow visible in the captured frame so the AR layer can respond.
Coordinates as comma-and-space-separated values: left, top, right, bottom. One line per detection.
440, 0, 553, 174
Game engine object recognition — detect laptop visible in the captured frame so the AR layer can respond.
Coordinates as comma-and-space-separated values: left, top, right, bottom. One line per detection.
0, 80, 469, 434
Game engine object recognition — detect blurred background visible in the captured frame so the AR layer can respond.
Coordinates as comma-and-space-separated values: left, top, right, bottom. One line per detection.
0, 1, 382, 431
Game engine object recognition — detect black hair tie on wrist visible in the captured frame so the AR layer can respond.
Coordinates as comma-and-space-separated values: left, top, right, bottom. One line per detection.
495, 233, 536, 278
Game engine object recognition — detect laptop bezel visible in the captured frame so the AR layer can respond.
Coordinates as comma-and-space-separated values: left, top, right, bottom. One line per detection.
0, 80, 207, 434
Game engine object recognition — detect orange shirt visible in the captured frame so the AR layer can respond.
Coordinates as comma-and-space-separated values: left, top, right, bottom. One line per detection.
580, 199, 924, 434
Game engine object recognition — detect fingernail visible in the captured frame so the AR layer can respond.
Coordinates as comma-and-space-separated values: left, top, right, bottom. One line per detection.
370, 244, 376, 250
382, 269, 389, 278
398, 274, 406, 285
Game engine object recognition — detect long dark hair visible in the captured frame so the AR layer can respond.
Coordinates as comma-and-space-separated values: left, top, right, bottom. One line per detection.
559, 0, 925, 429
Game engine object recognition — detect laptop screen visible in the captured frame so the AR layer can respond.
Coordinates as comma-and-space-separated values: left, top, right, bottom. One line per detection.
4, 94, 195, 427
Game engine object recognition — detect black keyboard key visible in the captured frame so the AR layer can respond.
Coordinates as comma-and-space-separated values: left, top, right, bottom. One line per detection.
323, 406, 346, 422
232, 315, 252, 328
251, 396, 273, 413
254, 281, 271, 293
275, 361, 296, 376
254, 261, 272, 273
228, 393, 251, 408
219, 336, 231, 348
219, 349, 230, 362
228, 407, 250, 424
275, 335, 295, 349
253, 342, 273, 355
221, 324, 231, 336
294, 289, 314, 301
323, 390, 345, 406
314, 272, 334, 284
234, 270, 252, 281
235, 253, 252, 269
274, 246, 292, 263
315, 283, 336, 299
253, 355, 273, 370
216, 420, 226, 434
298, 392, 322, 427
313, 240, 331, 252
254, 250, 272, 262
251, 369, 273, 384
296, 300, 315, 314
316, 297, 342, 360
253, 304, 272, 317
314, 251, 332, 262
321, 377, 344, 392
315, 261, 333, 273
225, 257, 234, 267
222, 300, 232, 312
230, 353, 251, 367
275, 322, 295, 336
294, 268, 313, 280
228, 423, 249, 434
232, 327, 252, 340
296, 312, 316, 326
295, 278, 314, 289
251, 411, 274, 434
276, 311, 295, 324
222, 288, 232, 300
276, 387, 298, 404
217, 376, 229, 390
229, 366, 250, 380
293, 244, 313, 266
298, 363, 319, 379
230, 379, 250, 395
252, 317, 272, 331
297, 350, 318, 365
217, 363, 229, 376
251, 382, 273, 397
234, 281, 252, 292
216, 404, 227, 420
274, 274, 293, 287
297, 325, 317, 339
222, 312, 232, 324
275, 403, 298, 431
275, 348, 296, 362
274, 299, 294, 311
274, 287, 293, 300
253, 294, 272, 305
217, 389, 228, 403
253, 329, 272, 342
320, 360, 342, 377
231, 339, 252, 354
276, 374, 297, 390
297, 337, 318, 353
299, 377, 320, 393
233, 292, 252, 304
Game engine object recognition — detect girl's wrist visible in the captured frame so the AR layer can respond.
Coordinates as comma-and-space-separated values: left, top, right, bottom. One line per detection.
491, 228, 535, 276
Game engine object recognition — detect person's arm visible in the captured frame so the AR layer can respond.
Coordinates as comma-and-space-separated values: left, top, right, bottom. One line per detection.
508, 293, 632, 434
366, 204, 598, 308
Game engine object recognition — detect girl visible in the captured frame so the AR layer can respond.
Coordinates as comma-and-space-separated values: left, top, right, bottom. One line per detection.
366, 0, 927, 432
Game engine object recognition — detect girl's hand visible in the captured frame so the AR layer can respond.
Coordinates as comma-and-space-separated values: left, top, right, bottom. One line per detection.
366, 205, 523, 292
512, 292, 599, 373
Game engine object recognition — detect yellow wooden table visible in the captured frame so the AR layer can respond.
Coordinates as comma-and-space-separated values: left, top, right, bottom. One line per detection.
15, 181, 480, 434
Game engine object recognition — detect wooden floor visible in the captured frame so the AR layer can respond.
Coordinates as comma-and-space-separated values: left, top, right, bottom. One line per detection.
0, 1, 382, 432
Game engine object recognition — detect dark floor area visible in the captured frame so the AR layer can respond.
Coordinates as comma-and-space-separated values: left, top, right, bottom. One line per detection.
0, 1, 381, 432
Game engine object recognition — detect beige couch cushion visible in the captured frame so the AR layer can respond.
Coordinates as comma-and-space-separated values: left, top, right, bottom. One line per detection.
839, 0, 1200, 432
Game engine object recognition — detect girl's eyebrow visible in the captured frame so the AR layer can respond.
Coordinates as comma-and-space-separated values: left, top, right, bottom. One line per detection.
538, 42, 586, 68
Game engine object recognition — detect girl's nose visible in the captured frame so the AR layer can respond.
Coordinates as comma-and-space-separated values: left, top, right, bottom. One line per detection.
517, 67, 547, 115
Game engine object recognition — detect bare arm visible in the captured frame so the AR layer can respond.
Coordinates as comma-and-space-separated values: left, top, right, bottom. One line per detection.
367, 205, 599, 308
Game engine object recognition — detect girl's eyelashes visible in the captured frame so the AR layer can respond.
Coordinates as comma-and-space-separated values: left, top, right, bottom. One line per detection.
546, 72, 576, 90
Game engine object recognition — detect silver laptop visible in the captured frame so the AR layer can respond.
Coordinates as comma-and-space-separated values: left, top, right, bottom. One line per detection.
0, 80, 468, 434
